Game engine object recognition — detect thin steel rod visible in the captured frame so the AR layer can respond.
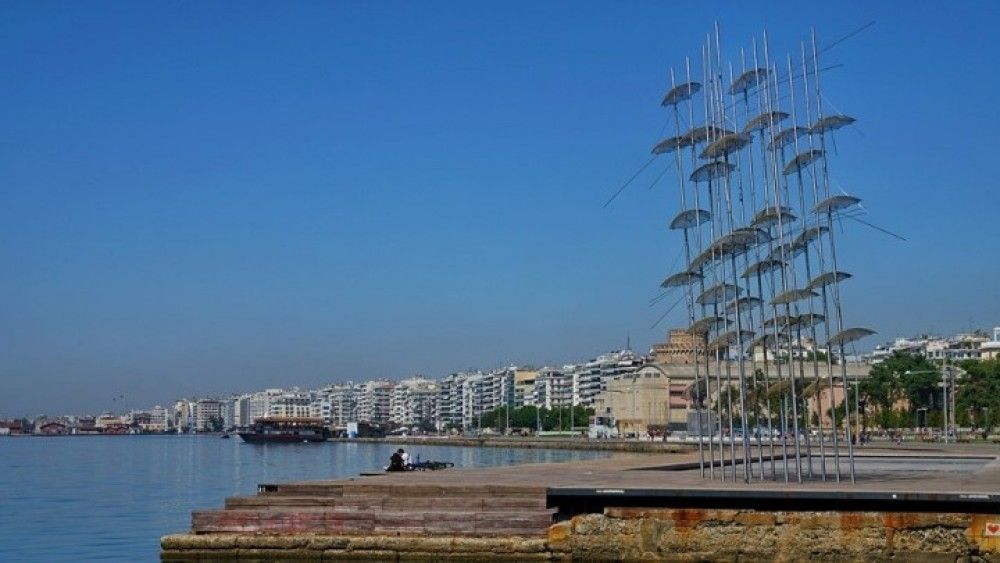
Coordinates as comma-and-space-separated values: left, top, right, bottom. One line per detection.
810, 28, 856, 483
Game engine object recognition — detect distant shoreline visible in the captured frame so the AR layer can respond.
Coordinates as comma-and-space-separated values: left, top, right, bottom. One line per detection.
329, 436, 693, 453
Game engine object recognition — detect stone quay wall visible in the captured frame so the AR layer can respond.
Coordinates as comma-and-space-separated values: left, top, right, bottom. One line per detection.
162, 508, 1000, 561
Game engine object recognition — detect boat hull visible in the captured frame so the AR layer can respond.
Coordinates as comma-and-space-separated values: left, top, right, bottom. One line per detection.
237, 432, 327, 444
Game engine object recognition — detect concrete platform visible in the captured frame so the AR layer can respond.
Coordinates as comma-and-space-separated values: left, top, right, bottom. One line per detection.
163, 445, 1000, 560
306, 445, 1000, 500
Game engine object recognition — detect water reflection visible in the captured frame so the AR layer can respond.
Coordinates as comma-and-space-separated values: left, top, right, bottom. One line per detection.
0, 436, 610, 561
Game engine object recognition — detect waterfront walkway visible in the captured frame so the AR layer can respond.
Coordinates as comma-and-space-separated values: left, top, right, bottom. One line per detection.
164, 445, 1000, 560
183, 444, 1000, 533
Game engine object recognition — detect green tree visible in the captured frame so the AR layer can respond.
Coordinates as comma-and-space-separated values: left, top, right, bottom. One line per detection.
860, 352, 941, 428
955, 359, 1000, 434
206, 415, 224, 432
477, 405, 595, 432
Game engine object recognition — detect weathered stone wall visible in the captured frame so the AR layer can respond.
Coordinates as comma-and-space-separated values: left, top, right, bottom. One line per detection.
161, 534, 556, 561
549, 508, 1000, 562
163, 508, 1000, 561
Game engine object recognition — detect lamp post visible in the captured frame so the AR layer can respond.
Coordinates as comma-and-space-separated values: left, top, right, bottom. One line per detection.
856, 379, 861, 445
941, 361, 966, 441
905, 369, 945, 442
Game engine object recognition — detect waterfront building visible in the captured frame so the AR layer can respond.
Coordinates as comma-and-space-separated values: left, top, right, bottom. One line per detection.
750, 336, 828, 364
867, 327, 998, 364
268, 390, 313, 419
172, 400, 195, 431
435, 372, 466, 430
319, 383, 359, 427
95, 413, 128, 429
925, 333, 989, 362
356, 380, 394, 424
459, 371, 489, 429
572, 349, 645, 408
485, 368, 516, 414
390, 377, 438, 427
980, 327, 1000, 360
531, 367, 574, 409
194, 399, 224, 431
146, 405, 171, 432
652, 329, 703, 365
592, 364, 689, 436
512, 368, 538, 407
0, 420, 23, 435
233, 389, 284, 427
220, 398, 237, 430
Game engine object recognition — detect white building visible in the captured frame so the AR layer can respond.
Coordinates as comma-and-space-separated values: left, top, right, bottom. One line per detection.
390, 377, 438, 427
356, 380, 394, 424
194, 399, 223, 431
268, 390, 313, 418
869, 328, 997, 363
172, 399, 196, 431
572, 350, 645, 407
435, 373, 466, 429
146, 405, 170, 432
319, 383, 359, 426
532, 367, 574, 409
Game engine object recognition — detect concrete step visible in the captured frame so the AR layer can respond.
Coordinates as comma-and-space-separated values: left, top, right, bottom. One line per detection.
340, 483, 545, 499
259, 483, 345, 497
192, 508, 554, 537
225, 494, 547, 511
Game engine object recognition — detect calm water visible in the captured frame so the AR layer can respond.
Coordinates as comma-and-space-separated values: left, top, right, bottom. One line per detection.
0, 436, 611, 561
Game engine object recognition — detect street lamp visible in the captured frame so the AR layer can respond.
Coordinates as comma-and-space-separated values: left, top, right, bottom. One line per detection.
851, 380, 862, 445
905, 369, 947, 442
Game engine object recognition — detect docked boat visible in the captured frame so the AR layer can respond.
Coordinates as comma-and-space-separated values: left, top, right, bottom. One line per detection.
237, 417, 330, 443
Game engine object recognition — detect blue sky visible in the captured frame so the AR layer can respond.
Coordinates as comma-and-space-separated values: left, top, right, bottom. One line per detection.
2, 1, 998, 416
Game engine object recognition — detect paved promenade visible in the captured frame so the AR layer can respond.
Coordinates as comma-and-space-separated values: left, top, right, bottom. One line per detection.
303, 443, 1000, 496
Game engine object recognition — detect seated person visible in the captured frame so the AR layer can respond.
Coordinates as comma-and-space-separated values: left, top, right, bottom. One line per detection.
387, 448, 406, 471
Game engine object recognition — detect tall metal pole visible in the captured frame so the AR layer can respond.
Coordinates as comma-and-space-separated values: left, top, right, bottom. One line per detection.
854, 380, 861, 445
668, 65, 706, 477
761, 31, 794, 482
809, 29, 856, 483
686, 68, 719, 481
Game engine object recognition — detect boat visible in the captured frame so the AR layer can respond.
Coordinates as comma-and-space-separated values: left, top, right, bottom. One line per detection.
237, 417, 330, 443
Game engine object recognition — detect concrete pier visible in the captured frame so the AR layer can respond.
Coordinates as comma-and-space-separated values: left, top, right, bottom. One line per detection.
163, 447, 1000, 561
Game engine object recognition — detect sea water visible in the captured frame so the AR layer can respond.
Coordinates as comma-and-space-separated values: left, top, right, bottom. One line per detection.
0, 435, 610, 561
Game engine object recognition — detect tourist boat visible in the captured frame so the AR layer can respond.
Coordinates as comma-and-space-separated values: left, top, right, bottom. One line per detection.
237, 417, 330, 443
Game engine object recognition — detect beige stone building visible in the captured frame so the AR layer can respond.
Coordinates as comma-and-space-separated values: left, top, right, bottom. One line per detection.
652, 329, 704, 365
592, 360, 869, 436
592, 365, 691, 436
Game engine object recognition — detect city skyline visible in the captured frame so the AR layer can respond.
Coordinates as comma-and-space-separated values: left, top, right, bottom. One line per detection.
5, 325, 998, 420
3, 2, 1000, 415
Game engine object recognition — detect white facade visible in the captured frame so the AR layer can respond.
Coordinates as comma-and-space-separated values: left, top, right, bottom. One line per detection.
532, 367, 573, 409
320, 383, 359, 426
356, 380, 394, 424
390, 377, 438, 426
194, 399, 223, 431
268, 390, 313, 418
435, 373, 466, 429
573, 350, 644, 407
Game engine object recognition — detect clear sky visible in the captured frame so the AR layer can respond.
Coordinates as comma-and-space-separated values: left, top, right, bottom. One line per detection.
2, 1, 998, 417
